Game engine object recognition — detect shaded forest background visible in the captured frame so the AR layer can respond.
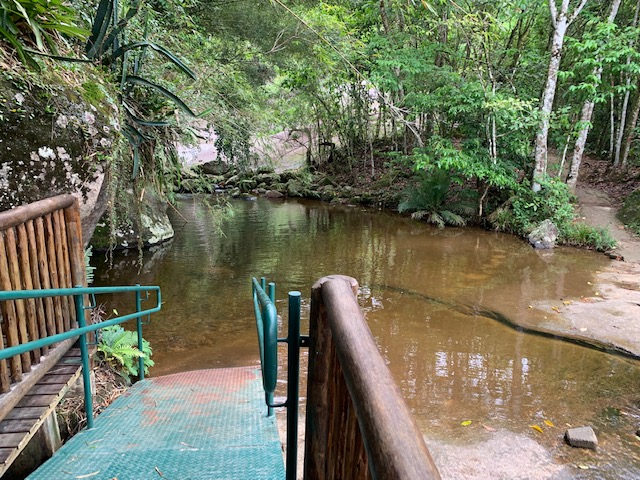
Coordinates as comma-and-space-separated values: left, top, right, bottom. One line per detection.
2, 0, 640, 247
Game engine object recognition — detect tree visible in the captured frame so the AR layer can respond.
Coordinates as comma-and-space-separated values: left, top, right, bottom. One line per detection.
566, 0, 622, 192
533, 0, 588, 191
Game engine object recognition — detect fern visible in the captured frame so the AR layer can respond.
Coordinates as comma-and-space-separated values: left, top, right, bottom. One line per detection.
400, 169, 475, 228
97, 325, 154, 383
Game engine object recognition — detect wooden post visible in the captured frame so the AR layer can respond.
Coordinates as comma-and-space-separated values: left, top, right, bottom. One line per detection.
0, 233, 23, 384
304, 275, 440, 480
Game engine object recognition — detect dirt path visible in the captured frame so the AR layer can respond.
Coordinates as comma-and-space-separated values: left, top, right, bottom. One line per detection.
531, 185, 640, 359
576, 186, 640, 263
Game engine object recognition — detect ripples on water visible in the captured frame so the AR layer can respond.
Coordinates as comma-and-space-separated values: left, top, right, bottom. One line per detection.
94, 195, 640, 479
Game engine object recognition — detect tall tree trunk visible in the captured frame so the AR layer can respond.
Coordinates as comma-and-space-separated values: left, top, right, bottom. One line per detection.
566, 0, 622, 193
533, 0, 588, 191
614, 0, 640, 166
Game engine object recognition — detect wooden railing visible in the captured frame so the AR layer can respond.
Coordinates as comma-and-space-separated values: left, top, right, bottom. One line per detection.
0, 194, 88, 419
304, 275, 441, 480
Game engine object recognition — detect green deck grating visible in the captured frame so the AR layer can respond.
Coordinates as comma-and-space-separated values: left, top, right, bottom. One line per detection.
28, 367, 285, 480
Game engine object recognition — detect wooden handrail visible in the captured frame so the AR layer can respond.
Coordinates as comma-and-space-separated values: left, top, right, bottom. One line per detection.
305, 275, 441, 480
0, 194, 89, 406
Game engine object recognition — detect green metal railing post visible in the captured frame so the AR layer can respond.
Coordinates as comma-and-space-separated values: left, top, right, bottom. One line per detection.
286, 291, 301, 480
252, 277, 307, 480
74, 285, 94, 429
135, 284, 144, 381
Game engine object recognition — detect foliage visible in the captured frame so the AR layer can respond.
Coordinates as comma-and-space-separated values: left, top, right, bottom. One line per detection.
561, 222, 617, 251
492, 177, 577, 234
0, 0, 88, 69
398, 169, 475, 228
97, 325, 154, 382
618, 189, 640, 236
85, 0, 198, 181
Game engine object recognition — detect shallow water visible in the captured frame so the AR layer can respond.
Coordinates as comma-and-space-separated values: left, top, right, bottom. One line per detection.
94, 195, 640, 478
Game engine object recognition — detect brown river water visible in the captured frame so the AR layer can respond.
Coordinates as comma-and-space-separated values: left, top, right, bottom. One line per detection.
93, 195, 640, 479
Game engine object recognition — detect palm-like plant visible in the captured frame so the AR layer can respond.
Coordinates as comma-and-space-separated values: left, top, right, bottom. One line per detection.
0, 0, 88, 68
398, 169, 476, 228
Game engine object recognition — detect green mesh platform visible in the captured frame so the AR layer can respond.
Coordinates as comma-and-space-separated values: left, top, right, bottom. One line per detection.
29, 367, 285, 480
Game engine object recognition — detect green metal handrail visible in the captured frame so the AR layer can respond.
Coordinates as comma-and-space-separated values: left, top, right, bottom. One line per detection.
252, 277, 278, 414
251, 277, 306, 480
0, 285, 161, 429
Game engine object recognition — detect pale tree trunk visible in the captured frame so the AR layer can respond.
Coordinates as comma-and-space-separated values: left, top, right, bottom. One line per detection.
614, 0, 640, 166
533, 0, 588, 191
566, 0, 622, 193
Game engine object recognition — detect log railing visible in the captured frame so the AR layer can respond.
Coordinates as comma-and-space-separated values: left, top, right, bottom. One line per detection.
0, 194, 88, 420
304, 275, 441, 480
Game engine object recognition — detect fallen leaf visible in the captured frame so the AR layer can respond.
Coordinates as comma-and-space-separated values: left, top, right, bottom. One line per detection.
595, 292, 600, 296
113, 309, 118, 316
578, 465, 590, 470
76, 473, 100, 479
482, 424, 496, 432
551, 306, 560, 312
587, 281, 592, 285
579, 327, 588, 332
544, 420, 555, 427
461, 420, 472, 426
530, 424, 543, 433
563, 300, 572, 305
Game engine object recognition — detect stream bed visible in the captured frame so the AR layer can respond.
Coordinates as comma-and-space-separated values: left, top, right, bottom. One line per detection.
94, 195, 640, 479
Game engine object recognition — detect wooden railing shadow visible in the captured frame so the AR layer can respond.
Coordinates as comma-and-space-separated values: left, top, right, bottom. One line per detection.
305, 275, 441, 480
0, 194, 89, 475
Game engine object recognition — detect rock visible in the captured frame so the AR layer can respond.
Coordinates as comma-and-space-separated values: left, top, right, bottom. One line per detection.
287, 180, 303, 197
265, 190, 284, 198
528, 219, 559, 249
201, 160, 230, 176
0, 72, 120, 245
91, 188, 173, 250
256, 172, 281, 185
237, 179, 257, 192
565, 426, 598, 450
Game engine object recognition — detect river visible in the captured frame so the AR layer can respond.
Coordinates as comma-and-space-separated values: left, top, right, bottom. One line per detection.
94, 195, 640, 479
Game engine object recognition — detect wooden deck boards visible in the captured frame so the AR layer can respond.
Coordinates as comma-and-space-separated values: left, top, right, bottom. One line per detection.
0, 348, 82, 472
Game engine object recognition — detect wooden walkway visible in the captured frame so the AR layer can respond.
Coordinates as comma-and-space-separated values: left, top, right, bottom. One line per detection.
0, 348, 81, 474
27, 367, 285, 480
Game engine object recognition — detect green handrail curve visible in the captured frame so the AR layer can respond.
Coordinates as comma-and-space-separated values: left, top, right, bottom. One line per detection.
251, 277, 278, 409
0, 284, 161, 429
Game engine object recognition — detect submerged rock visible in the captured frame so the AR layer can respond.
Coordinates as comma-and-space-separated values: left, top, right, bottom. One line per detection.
565, 426, 598, 450
528, 219, 559, 249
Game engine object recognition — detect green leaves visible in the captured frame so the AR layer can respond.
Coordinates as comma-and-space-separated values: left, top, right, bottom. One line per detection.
97, 325, 154, 382
0, 0, 89, 69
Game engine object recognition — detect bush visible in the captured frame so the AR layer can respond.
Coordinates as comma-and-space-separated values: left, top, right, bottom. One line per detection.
507, 177, 576, 234
561, 222, 617, 251
618, 189, 640, 236
490, 176, 616, 251
398, 169, 476, 228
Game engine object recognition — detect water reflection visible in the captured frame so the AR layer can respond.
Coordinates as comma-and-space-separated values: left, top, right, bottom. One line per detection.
94, 195, 640, 478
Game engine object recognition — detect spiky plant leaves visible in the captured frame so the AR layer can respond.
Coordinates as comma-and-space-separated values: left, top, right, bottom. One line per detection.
124, 75, 197, 117
87, 0, 114, 58
111, 42, 196, 79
